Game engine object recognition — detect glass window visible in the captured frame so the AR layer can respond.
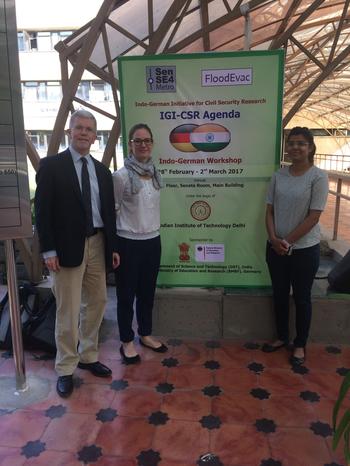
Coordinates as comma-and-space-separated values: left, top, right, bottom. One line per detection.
59, 134, 68, 151
96, 131, 110, 150
37, 82, 47, 101
104, 83, 113, 101
90, 82, 105, 102
37, 32, 51, 51
17, 32, 25, 51
28, 132, 40, 148
23, 82, 38, 101
29, 32, 37, 50
50, 31, 72, 48
77, 81, 90, 101
59, 31, 72, 39
46, 82, 62, 101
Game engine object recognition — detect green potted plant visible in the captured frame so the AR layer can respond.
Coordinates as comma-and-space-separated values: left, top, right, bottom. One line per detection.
333, 372, 350, 464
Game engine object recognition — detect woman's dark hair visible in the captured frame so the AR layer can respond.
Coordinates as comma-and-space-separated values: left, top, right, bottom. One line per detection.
128, 123, 153, 142
286, 126, 316, 163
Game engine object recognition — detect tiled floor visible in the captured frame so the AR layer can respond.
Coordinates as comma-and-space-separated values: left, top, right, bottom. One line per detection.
0, 336, 349, 466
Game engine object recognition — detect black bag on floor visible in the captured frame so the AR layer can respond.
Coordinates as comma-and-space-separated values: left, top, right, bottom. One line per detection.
23, 293, 56, 354
0, 284, 56, 354
0, 284, 39, 350
328, 250, 350, 293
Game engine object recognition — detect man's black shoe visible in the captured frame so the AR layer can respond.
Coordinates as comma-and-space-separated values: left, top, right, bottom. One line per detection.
77, 361, 112, 377
56, 375, 73, 398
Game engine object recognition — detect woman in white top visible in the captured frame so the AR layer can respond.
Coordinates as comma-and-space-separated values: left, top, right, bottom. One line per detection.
262, 127, 328, 365
113, 123, 167, 364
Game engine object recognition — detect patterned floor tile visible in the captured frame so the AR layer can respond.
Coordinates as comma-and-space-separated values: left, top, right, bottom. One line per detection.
111, 387, 162, 417
253, 348, 292, 370
23, 450, 81, 465
0, 446, 25, 466
212, 392, 263, 424
171, 341, 211, 365
258, 368, 306, 397
0, 410, 50, 448
161, 390, 211, 421
123, 362, 168, 387
153, 419, 210, 462
269, 428, 333, 466
210, 424, 270, 466
96, 416, 155, 457
339, 346, 350, 367
263, 395, 316, 428
167, 365, 213, 390
304, 372, 343, 399
213, 345, 255, 368
0, 340, 349, 466
62, 382, 116, 414
40, 413, 101, 452
304, 346, 341, 371
214, 366, 258, 392
92, 458, 136, 466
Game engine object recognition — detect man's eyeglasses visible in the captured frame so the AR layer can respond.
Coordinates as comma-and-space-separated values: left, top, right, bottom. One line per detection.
286, 141, 309, 147
130, 138, 153, 146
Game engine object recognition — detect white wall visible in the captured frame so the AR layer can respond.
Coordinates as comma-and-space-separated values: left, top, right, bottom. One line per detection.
16, 0, 104, 30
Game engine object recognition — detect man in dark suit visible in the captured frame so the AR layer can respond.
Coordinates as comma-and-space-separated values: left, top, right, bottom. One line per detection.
35, 109, 119, 397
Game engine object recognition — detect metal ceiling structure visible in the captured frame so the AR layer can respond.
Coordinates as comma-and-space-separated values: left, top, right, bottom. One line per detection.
26, 0, 350, 170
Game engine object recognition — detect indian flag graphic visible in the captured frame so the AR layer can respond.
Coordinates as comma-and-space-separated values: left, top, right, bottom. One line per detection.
190, 124, 231, 152
169, 124, 199, 152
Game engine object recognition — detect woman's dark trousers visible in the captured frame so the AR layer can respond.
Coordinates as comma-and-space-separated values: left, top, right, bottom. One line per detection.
115, 236, 161, 343
266, 242, 320, 348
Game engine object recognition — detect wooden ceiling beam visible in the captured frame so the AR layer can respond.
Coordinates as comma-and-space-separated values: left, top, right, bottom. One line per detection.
48, 0, 116, 156
284, 42, 350, 125
105, 18, 148, 49
200, 0, 211, 51
145, 0, 188, 55
328, 0, 350, 63
25, 134, 41, 172
271, 0, 327, 50
289, 35, 325, 69
166, 0, 268, 53
269, 0, 303, 50
163, 0, 193, 52
148, 0, 154, 36
101, 24, 121, 120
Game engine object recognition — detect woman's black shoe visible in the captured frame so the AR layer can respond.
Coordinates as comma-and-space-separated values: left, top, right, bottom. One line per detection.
120, 345, 141, 365
261, 341, 287, 353
139, 338, 168, 353
290, 348, 306, 366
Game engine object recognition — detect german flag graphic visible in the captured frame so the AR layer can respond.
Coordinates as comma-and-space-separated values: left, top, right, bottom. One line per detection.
190, 124, 231, 152
169, 124, 199, 152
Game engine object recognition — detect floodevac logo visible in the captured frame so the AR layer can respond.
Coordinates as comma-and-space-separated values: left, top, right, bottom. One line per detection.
169, 123, 231, 153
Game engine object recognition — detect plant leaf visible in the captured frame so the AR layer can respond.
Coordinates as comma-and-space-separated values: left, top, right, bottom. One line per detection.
333, 373, 350, 429
333, 409, 350, 451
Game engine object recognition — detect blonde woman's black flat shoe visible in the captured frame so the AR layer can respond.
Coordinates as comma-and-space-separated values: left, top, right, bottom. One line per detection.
139, 339, 168, 353
120, 345, 141, 364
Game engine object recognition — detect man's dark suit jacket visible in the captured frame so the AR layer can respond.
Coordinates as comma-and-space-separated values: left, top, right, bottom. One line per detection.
34, 149, 117, 270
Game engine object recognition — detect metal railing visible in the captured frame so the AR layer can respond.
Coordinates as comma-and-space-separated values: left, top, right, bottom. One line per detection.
283, 152, 350, 241
326, 171, 350, 240
314, 153, 350, 241
314, 153, 350, 172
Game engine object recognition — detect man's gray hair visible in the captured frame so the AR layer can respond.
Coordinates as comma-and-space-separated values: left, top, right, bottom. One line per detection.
69, 109, 97, 130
